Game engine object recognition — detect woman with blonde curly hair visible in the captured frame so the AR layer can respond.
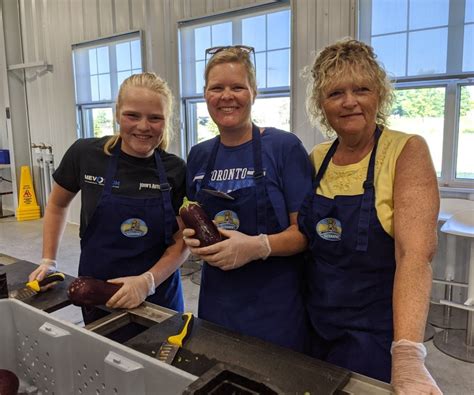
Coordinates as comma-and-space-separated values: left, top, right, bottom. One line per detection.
298, 38, 442, 393
29, 72, 188, 324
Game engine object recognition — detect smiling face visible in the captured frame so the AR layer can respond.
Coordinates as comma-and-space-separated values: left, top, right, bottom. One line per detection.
204, 62, 255, 134
117, 86, 167, 158
321, 69, 379, 138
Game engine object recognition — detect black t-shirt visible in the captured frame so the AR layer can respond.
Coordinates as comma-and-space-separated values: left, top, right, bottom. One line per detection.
53, 137, 186, 238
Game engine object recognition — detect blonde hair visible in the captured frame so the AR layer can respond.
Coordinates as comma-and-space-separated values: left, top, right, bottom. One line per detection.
104, 72, 174, 155
204, 47, 257, 98
305, 38, 393, 137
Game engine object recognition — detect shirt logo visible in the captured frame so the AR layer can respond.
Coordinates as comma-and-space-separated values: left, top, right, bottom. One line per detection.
316, 218, 342, 241
84, 174, 120, 188
121, 218, 148, 238
214, 210, 240, 230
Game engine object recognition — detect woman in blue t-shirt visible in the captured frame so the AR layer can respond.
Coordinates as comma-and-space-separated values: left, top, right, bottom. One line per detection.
183, 45, 313, 352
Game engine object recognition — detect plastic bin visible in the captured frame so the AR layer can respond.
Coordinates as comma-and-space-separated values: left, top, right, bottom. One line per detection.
0, 149, 10, 164
0, 299, 197, 394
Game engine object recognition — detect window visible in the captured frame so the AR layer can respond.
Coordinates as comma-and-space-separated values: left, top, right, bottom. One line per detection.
72, 31, 143, 138
179, 5, 291, 154
359, 0, 474, 187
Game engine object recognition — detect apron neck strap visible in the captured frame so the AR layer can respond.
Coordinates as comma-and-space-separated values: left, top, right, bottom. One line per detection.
202, 124, 267, 234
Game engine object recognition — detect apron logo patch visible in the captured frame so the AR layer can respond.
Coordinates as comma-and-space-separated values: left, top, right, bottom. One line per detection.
121, 218, 148, 238
214, 210, 240, 230
316, 218, 342, 241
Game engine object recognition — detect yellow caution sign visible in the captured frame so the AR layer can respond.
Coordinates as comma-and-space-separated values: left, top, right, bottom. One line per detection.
16, 165, 41, 221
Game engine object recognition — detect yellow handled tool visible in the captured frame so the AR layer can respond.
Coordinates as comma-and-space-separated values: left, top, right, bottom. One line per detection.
157, 312, 194, 364
10, 272, 65, 300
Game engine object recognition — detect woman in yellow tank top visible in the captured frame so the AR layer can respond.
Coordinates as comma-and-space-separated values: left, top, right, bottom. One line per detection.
298, 38, 442, 394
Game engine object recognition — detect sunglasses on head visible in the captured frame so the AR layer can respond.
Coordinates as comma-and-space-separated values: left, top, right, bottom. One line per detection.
205, 45, 256, 66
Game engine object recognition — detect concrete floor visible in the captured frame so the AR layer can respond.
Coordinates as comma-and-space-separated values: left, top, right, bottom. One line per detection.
1, 216, 473, 394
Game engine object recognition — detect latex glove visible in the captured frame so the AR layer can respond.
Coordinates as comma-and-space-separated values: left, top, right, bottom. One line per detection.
391, 339, 443, 395
188, 228, 271, 271
106, 272, 155, 309
28, 258, 57, 282
182, 228, 201, 248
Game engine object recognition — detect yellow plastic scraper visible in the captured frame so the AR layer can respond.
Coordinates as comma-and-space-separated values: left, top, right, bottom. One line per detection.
157, 312, 194, 364
9, 272, 65, 301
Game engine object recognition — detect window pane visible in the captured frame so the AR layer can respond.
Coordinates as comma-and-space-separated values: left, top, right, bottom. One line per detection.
116, 42, 131, 71
372, 33, 407, 77
252, 97, 290, 131
117, 70, 132, 88
408, 28, 447, 75
255, 52, 266, 89
267, 10, 290, 50
211, 22, 232, 47
89, 49, 97, 74
372, 0, 407, 35
242, 15, 266, 52
91, 108, 114, 138
463, 24, 474, 71
267, 49, 289, 87
195, 26, 210, 61
98, 74, 111, 101
466, 0, 474, 22
409, 0, 449, 30
97, 46, 110, 73
131, 40, 142, 69
195, 60, 205, 94
456, 85, 474, 179
196, 101, 219, 143
389, 87, 445, 176
90, 75, 99, 101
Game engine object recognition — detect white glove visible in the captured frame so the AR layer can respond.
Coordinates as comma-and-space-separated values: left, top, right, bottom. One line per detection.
106, 271, 155, 309
28, 258, 57, 282
187, 228, 271, 271
391, 339, 443, 395
182, 228, 201, 247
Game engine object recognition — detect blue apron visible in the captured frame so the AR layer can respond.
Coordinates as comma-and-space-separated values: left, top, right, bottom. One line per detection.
298, 127, 395, 382
196, 124, 309, 352
79, 139, 183, 323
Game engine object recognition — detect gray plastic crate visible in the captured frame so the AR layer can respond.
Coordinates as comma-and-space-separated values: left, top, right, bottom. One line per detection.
0, 299, 197, 394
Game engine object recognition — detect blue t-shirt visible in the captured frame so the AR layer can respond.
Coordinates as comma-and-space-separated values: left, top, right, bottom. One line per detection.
186, 127, 313, 229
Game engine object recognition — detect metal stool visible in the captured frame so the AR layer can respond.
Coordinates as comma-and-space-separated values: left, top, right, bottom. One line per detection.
433, 209, 474, 362
429, 198, 474, 329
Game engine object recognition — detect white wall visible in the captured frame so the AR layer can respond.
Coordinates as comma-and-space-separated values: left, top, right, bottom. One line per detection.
0, 0, 355, 223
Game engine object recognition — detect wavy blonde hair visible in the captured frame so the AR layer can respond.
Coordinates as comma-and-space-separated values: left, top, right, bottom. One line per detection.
204, 47, 258, 98
104, 72, 174, 155
305, 38, 393, 137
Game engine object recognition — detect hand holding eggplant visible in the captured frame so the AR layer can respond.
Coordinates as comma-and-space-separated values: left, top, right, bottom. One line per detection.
106, 272, 155, 309
189, 228, 271, 271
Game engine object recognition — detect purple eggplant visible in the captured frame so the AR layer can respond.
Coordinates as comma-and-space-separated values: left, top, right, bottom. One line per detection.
179, 197, 222, 247
67, 276, 122, 307
0, 369, 19, 395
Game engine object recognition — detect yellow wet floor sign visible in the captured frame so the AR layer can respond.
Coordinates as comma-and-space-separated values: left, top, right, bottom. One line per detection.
16, 166, 41, 221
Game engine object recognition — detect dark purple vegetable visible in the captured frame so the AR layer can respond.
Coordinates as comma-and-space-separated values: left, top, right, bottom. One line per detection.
0, 369, 19, 395
179, 197, 222, 247
67, 276, 122, 307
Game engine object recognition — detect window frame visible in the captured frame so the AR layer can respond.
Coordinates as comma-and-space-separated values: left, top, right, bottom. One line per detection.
359, 0, 474, 190
178, 3, 292, 156
71, 30, 144, 139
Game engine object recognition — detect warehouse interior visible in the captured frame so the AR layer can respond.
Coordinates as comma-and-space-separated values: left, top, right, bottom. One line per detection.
0, 0, 473, 394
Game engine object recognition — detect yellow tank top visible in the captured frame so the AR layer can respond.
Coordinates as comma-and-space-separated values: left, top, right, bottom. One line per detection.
309, 128, 414, 237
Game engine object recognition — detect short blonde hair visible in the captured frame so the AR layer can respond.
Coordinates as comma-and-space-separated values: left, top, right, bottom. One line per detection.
104, 72, 174, 154
204, 47, 257, 98
305, 38, 393, 137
